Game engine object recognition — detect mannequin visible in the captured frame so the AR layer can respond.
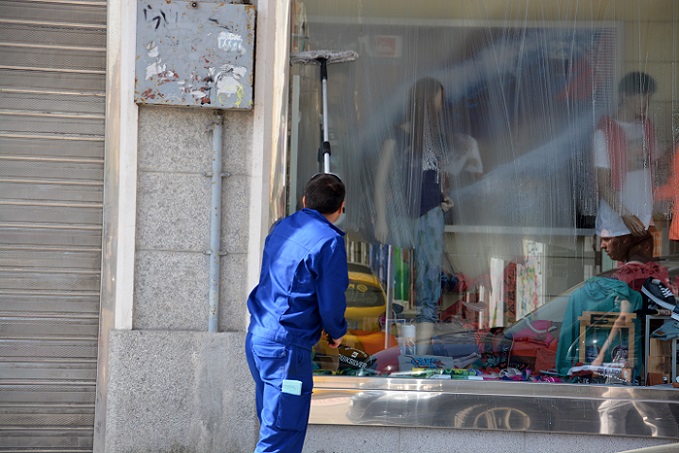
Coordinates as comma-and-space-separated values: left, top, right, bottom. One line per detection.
594, 71, 657, 240
374, 78, 453, 355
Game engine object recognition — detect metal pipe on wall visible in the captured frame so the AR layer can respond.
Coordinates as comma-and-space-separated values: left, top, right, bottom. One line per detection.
208, 114, 224, 332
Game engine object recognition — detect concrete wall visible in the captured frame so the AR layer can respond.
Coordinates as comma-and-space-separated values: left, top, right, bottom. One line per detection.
103, 107, 258, 453
303, 425, 672, 453
105, 331, 254, 453
99, 0, 283, 450
133, 107, 252, 333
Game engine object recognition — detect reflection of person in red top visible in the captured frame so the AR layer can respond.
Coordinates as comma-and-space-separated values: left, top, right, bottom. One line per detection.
654, 143, 679, 242
600, 232, 668, 293
597, 234, 678, 437
600, 233, 653, 264
598, 233, 661, 363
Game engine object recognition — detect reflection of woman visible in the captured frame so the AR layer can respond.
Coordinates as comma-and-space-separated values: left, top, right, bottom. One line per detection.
374, 78, 453, 354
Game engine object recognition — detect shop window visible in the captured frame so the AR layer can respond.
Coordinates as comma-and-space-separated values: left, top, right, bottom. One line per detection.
288, 1, 679, 392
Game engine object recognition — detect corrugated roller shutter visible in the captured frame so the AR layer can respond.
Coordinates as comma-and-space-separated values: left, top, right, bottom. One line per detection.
0, 0, 106, 451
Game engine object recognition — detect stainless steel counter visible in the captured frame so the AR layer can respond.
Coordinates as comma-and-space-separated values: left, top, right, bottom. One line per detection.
310, 376, 679, 438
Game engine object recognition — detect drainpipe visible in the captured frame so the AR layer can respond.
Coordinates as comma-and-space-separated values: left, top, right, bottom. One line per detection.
208, 113, 226, 332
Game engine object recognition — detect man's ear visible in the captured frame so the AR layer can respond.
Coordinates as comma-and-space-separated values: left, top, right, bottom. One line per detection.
302, 196, 306, 208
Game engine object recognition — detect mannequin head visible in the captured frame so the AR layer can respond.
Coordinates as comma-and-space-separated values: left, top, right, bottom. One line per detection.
407, 77, 445, 121
618, 71, 656, 121
406, 77, 446, 158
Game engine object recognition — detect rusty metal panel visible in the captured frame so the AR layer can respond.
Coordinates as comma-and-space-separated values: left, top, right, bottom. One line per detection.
135, 0, 255, 109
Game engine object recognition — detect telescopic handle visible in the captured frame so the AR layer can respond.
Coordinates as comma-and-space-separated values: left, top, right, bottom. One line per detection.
319, 58, 330, 173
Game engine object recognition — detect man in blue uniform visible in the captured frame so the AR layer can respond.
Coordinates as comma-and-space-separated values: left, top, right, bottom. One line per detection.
245, 173, 348, 453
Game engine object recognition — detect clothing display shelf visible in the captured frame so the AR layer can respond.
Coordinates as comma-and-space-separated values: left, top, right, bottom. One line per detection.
644, 315, 678, 385
444, 225, 595, 236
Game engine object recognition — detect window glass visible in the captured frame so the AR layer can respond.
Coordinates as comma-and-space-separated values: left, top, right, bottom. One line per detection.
289, 0, 679, 387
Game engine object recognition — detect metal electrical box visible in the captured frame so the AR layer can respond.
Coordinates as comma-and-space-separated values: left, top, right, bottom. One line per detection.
135, 0, 255, 109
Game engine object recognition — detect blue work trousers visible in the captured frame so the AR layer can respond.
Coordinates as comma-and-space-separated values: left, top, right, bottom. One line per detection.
245, 333, 313, 453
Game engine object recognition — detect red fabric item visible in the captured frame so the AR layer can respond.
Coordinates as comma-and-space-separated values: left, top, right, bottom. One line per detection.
534, 348, 557, 373
599, 115, 656, 190
654, 144, 679, 240
611, 261, 669, 292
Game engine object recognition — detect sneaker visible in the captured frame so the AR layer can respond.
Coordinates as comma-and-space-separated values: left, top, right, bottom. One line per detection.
610, 344, 628, 363
641, 278, 679, 321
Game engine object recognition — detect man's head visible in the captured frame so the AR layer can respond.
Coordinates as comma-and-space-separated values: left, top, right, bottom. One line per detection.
600, 232, 653, 263
618, 71, 656, 120
302, 173, 346, 216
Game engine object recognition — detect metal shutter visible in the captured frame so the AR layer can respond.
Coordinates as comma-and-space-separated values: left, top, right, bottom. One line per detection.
0, 0, 106, 451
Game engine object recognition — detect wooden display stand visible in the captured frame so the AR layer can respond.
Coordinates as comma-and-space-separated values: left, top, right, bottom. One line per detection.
644, 315, 678, 386
578, 311, 636, 365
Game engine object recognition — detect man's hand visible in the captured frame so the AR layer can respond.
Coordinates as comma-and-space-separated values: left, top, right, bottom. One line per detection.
621, 214, 647, 237
327, 334, 343, 349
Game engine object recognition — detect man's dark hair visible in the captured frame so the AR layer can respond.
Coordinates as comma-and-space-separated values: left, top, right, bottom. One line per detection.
619, 71, 656, 95
303, 173, 345, 214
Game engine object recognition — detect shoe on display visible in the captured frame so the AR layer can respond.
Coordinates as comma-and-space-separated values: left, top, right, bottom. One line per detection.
641, 278, 679, 321
610, 344, 629, 363
651, 320, 679, 340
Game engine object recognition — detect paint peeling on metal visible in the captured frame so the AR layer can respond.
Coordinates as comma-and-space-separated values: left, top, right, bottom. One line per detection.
146, 42, 160, 58
216, 64, 246, 107
135, 0, 255, 109
145, 61, 165, 80
218, 31, 245, 55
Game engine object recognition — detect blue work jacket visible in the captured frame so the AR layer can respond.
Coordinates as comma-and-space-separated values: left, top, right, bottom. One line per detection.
247, 208, 348, 349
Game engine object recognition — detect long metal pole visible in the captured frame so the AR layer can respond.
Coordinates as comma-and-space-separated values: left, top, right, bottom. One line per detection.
208, 115, 224, 333
320, 59, 331, 173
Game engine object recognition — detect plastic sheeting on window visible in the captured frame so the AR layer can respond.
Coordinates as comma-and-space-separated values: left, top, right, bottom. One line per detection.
288, 1, 679, 387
